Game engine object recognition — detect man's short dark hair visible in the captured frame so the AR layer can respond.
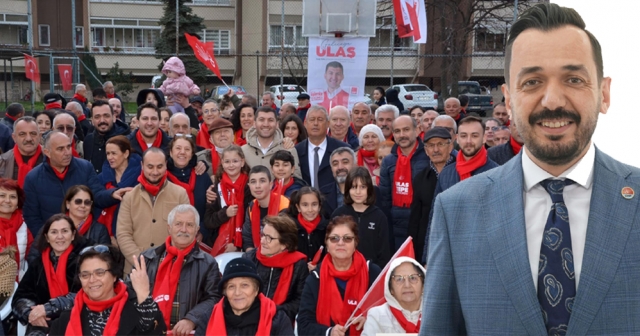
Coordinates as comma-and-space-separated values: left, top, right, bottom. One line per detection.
137, 102, 161, 119
458, 94, 469, 107
255, 106, 277, 121
249, 165, 272, 182
493, 102, 506, 109
282, 104, 296, 115
6, 103, 24, 117
91, 99, 113, 115
92, 87, 107, 99
270, 150, 295, 167
458, 115, 485, 134
325, 61, 343, 73
505, 3, 603, 83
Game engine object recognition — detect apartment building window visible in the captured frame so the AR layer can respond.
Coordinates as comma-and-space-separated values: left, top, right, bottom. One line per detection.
39, 24, 50, 46
75, 27, 84, 47
269, 25, 307, 49
475, 28, 505, 52
202, 29, 230, 54
90, 17, 159, 52
370, 17, 416, 51
89, 0, 230, 4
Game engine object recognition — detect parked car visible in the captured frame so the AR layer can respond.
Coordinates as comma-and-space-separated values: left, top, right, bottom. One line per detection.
269, 84, 306, 108
209, 85, 247, 101
392, 84, 438, 110
437, 81, 493, 117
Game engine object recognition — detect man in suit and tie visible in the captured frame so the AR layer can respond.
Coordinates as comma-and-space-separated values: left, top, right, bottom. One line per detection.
295, 105, 348, 192
422, 3, 640, 335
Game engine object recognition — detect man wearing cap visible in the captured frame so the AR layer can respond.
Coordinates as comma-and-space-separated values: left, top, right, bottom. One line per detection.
83, 100, 132, 173
296, 93, 311, 121
197, 117, 235, 178
409, 127, 455, 263
190, 96, 205, 124
43, 92, 67, 110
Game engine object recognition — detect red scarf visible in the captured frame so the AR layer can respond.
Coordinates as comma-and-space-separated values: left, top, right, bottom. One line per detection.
0, 210, 26, 268
167, 170, 196, 205
350, 123, 358, 136
49, 159, 69, 181
218, 173, 248, 249
97, 182, 117, 236
136, 129, 163, 152
72, 93, 87, 104
389, 306, 421, 333
66, 281, 128, 336
418, 131, 425, 140
510, 136, 523, 155
196, 123, 213, 149
4, 114, 17, 121
137, 171, 167, 197
297, 104, 311, 114
297, 213, 320, 234
77, 114, 86, 122
392, 142, 418, 208
153, 236, 196, 328
357, 148, 376, 166
106, 93, 115, 99
210, 149, 220, 174
234, 129, 246, 146
456, 146, 488, 181
250, 192, 285, 249
71, 139, 80, 158
255, 250, 306, 305
45, 102, 62, 110
42, 246, 73, 298
14, 144, 42, 187
206, 294, 275, 335
317, 251, 368, 336
276, 177, 294, 195
454, 113, 462, 121
504, 119, 511, 127
75, 213, 93, 237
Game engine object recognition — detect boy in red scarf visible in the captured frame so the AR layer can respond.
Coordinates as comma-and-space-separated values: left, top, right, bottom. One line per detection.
270, 150, 305, 198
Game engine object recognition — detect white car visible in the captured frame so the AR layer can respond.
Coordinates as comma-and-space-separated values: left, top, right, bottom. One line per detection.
392, 84, 438, 110
269, 84, 306, 108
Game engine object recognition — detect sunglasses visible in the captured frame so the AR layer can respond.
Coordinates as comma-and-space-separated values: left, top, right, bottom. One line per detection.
56, 125, 75, 132
80, 244, 110, 256
72, 198, 93, 206
328, 235, 355, 243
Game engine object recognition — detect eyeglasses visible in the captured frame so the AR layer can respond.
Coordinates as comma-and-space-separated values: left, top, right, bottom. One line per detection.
327, 235, 355, 243
80, 244, 110, 256
486, 126, 509, 132
79, 268, 111, 280
73, 198, 93, 206
56, 125, 75, 132
425, 141, 451, 150
260, 233, 279, 244
174, 133, 193, 138
391, 273, 423, 285
203, 108, 220, 114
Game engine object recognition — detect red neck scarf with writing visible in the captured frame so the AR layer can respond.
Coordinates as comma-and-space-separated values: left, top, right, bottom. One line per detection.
0, 210, 25, 268
206, 294, 275, 336
392, 142, 418, 208
48, 159, 69, 181
72, 94, 87, 104
42, 245, 73, 298
456, 146, 487, 181
510, 136, 523, 155
250, 192, 283, 249
136, 129, 163, 152
167, 170, 196, 205
71, 139, 80, 158
255, 250, 306, 304
137, 170, 167, 197
389, 306, 421, 333
74, 213, 93, 237
14, 144, 42, 187
317, 251, 368, 336
97, 182, 117, 236
153, 236, 196, 328
234, 129, 246, 146
196, 123, 213, 149
297, 213, 320, 234
66, 281, 128, 336
45, 102, 62, 110
220, 173, 248, 248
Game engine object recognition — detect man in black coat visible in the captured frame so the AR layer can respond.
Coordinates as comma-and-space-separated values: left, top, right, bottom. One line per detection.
83, 100, 131, 173
296, 93, 311, 121
127, 102, 171, 155
408, 127, 456, 263
1, 103, 24, 131
488, 120, 524, 165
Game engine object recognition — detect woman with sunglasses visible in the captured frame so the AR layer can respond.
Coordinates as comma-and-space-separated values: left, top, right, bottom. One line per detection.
62, 185, 110, 245
49, 245, 166, 335
361, 257, 425, 335
242, 215, 308, 323
12, 214, 89, 335
167, 135, 213, 240
297, 215, 381, 336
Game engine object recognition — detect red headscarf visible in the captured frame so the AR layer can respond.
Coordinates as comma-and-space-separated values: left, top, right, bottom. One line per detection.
65, 281, 128, 336
455, 146, 488, 180
42, 245, 73, 298
255, 250, 306, 304
391, 142, 418, 208
206, 294, 276, 335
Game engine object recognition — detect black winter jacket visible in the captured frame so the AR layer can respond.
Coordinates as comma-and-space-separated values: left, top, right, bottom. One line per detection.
203, 181, 253, 246
331, 204, 391, 268
221, 296, 294, 336
242, 249, 308, 322
141, 243, 221, 335
409, 165, 441, 264
291, 214, 327, 263
83, 119, 131, 173
385, 88, 405, 112
297, 260, 381, 335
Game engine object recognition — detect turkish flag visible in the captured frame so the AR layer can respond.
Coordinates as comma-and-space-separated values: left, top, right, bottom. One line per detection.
184, 33, 224, 82
345, 237, 416, 326
23, 54, 40, 84
393, 0, 428, 44
57, 64, 73, 91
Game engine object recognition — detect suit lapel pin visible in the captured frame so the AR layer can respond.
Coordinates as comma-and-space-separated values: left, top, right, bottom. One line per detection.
621, 187, 635, 200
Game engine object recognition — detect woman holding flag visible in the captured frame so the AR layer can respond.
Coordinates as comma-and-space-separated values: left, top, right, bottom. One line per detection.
286, 187, 327, 271
361, 256, 425, 335
296, 215, 381, 336
242, 215, 308, 323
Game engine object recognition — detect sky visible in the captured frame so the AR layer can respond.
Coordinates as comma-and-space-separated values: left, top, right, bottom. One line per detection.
550, 0, 640, 167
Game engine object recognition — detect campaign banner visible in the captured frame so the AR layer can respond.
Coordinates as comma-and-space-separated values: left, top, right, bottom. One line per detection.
307, 37, 369, 111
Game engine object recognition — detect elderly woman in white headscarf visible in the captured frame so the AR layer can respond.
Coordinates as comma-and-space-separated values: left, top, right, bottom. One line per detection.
361, 256, 426, 335
356, 124, 385, 183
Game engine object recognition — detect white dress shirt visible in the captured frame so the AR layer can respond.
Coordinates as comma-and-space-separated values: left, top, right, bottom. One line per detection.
307, 137, 327, 188
522, 142, 595, 291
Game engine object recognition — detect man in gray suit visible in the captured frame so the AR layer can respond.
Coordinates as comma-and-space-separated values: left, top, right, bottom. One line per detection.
422, 3, 640, 335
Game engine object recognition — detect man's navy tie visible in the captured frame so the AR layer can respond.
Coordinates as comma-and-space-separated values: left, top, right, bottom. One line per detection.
538, 178, 576, 335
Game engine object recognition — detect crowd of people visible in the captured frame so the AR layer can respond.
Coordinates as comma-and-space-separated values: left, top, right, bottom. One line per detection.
0, 2, 632, 335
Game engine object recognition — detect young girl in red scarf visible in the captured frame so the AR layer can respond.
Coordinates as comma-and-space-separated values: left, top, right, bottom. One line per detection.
286, 187, 327, 272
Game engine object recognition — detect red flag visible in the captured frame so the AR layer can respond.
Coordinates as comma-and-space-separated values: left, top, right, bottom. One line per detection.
310, 246, 324, 266
23, 54, 40, 84
57, 64, 73, 91
393, 0, 427, 43
345, 237, 416, 326
184, 33, 225, 83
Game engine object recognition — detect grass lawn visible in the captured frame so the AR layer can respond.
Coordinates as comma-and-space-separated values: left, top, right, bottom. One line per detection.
15, 101, 137, 116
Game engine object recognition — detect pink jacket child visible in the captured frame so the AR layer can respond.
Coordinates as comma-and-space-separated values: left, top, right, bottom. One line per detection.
159, 56, 200, 113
